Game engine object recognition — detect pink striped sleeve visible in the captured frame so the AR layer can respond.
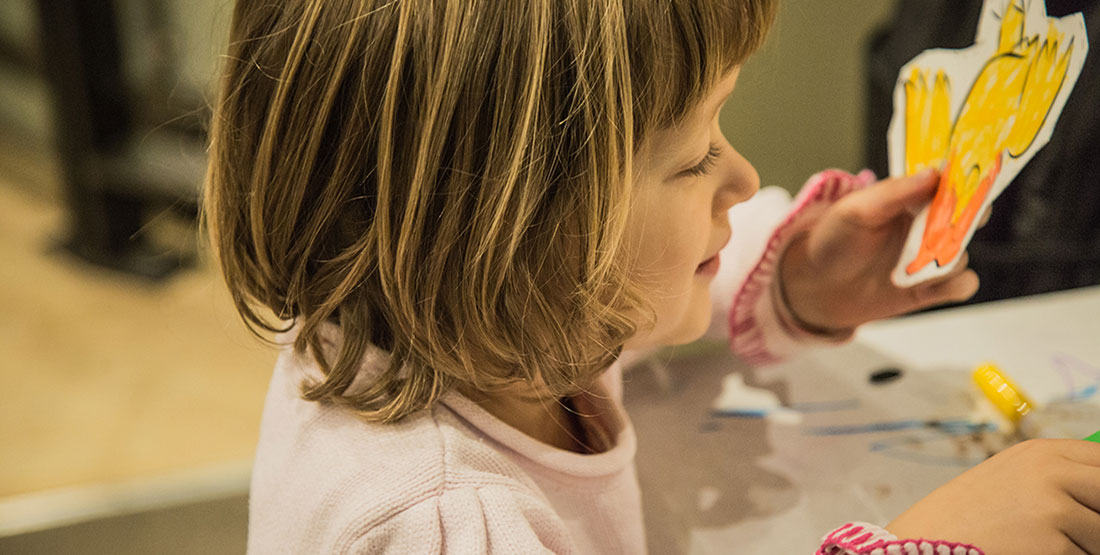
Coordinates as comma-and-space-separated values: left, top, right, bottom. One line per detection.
817, 522, 984, 555
728, 169, 876, 365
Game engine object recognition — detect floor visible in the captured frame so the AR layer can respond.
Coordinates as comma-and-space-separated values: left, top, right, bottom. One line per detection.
0, 163, 275, 545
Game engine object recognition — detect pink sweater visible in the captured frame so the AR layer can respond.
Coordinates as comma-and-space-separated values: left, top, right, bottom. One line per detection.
247, 170, 984, 554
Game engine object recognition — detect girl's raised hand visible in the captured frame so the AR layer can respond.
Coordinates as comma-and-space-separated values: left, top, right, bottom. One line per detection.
887, 438, 1100, 554
778, 168, 981, 332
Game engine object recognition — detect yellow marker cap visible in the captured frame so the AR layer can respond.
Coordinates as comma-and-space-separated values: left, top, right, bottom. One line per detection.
973, 363, 1034, 424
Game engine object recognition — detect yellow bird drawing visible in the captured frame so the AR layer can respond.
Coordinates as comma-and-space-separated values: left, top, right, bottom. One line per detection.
903, 0, 1074, 275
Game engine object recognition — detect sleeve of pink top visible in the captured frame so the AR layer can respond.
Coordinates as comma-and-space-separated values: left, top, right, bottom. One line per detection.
816, 522, 985, 555
710, 168, 877, 365
347, 485, 573, 554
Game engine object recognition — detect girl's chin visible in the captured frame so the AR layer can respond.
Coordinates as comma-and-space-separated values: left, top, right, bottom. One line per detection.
624, 297, 713, 350
661, 318, 711, 347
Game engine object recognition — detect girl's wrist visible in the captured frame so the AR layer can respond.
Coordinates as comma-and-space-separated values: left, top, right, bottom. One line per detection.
775, 232, 852, 338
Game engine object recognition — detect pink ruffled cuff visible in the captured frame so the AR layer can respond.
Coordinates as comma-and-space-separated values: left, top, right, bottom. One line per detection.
728, 169, 876, 365
818, 522, 984, 555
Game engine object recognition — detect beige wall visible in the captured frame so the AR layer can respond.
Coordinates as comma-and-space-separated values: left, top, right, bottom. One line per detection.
721, 0, 899, 193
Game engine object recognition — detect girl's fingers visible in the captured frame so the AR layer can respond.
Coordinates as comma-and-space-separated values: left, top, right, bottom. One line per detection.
847, 169, 940, 227
1059, 439, 1100, 470
902, 252, 973, 298
1062, 460, 1100, 515
1054, 444, 1100, 552
906, 266, 979, 308
923, 252, 972, 283
1063, 504, 1100, 554
978, 206, 993, 228
931, 269, 979, 304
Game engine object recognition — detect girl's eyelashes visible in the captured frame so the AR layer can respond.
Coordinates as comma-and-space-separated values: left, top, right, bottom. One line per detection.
681, 144, 723, 177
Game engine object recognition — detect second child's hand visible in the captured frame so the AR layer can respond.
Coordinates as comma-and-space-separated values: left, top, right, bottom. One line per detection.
778, 168, 983, 333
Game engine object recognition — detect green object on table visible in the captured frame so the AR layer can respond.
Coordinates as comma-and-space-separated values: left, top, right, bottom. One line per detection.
1085, 430, 1100, 443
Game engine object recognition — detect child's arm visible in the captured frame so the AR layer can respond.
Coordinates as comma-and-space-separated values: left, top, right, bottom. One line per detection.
777, 168, 979, 331
724, 168, 980, 364
721, 168, 876, 363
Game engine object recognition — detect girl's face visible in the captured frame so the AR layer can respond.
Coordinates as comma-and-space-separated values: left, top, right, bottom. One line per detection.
624, 68, 759, 349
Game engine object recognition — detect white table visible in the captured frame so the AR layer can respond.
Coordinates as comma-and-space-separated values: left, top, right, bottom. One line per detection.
624, 286, 1100, 554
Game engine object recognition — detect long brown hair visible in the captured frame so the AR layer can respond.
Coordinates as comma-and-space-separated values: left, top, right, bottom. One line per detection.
204, 0, 775, 422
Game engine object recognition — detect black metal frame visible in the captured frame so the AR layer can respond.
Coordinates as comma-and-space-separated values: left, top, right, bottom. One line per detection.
34, 0, 206, 280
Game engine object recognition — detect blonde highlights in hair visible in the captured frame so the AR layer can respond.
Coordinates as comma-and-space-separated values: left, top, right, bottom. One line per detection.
204, 0, 775, 422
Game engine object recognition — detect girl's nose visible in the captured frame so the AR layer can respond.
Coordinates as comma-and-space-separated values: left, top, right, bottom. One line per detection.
715, 148, 759, 215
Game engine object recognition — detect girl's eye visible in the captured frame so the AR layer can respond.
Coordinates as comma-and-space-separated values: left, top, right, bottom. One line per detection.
682, 145, 723, 177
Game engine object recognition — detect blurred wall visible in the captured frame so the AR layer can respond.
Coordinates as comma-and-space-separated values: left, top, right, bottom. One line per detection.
722, 0, 899, 193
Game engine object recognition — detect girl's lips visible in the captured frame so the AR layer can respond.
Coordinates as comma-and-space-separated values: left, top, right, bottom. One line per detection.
695, 253, 720, 276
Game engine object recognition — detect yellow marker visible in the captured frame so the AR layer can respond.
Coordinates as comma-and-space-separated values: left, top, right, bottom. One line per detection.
972, 363, 1035, 424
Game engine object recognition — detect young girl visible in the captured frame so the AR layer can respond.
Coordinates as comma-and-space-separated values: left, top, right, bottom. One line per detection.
204, 0, 1100, 553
